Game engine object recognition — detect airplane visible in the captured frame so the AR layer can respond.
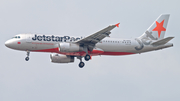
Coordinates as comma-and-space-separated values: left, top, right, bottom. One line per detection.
5, 14, 174, 68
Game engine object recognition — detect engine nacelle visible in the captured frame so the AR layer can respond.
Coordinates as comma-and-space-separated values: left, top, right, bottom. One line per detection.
50, 54, 74, 63
59, 43, 83, 52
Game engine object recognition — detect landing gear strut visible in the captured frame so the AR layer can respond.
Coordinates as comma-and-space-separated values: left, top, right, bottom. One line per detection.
25, 51, 30, 61
83, 46, 90, 61
77, 56, 85, 68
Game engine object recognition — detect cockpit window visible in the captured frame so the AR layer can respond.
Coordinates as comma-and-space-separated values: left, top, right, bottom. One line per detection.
12, 36, 20, 39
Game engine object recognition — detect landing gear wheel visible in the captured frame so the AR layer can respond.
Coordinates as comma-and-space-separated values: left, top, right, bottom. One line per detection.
84, 54, 90, 61
79, 62, 85, 68
25, 51, 30, 61
25, 57, 29, 61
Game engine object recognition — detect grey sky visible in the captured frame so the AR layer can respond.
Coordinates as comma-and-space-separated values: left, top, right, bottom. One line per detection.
0, 0, 180, 101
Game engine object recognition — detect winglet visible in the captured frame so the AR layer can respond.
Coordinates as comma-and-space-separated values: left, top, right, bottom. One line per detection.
115, 23, 120, 27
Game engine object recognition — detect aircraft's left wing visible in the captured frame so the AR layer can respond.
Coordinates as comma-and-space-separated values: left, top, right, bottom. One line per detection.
76, 23, 119, 47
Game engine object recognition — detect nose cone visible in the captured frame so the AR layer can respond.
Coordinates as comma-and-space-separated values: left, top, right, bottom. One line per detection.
5, 40, 10, 48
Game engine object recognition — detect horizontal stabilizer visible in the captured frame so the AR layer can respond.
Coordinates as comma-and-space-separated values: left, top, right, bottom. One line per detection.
151, 37, 174, 46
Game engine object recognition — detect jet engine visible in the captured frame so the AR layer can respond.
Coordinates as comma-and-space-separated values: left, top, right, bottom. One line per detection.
50, 54, 74, 63
59, 43, 83, 52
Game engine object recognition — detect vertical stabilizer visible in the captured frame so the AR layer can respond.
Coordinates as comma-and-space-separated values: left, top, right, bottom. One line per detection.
139, 14, 170, 40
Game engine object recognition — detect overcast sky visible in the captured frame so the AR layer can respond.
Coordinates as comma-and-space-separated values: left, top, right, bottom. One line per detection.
0, 0, 180, 101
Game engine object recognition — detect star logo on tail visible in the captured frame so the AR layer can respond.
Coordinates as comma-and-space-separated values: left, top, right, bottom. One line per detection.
152, 20, 166, 38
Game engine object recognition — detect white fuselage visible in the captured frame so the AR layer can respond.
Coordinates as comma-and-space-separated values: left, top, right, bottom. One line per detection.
5, 34, 173, 56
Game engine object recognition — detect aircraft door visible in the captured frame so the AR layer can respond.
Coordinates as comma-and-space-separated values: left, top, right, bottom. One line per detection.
25, 34, 37, 50
26, 34, 32, 43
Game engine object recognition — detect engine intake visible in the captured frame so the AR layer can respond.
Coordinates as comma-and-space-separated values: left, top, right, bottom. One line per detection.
50, 54, 74, 63
59, 43, 83, 52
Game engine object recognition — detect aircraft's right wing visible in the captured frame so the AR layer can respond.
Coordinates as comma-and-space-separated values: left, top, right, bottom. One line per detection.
76, 23, 120, 46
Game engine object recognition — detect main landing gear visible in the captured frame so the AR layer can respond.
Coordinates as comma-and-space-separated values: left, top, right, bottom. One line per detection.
25, 51, 30, 61
84, 54, 90, 61
78, 56, 85, 68
79, 61, 85, 68
77, 54, 91, 68
77, 46, 92, 68
83, 46, 91, 61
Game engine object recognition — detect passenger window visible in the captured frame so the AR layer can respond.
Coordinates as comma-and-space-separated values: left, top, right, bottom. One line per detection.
18, 36, 20, 38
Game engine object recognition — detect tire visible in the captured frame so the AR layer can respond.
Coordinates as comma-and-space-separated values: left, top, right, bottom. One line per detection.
79, 62, 85, 68
84, 54, 90, 61
25, 57, 29, 61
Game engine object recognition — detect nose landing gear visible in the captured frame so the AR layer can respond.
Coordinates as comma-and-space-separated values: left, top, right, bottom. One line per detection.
25, 57, 29, 61
25, 51, 30, 61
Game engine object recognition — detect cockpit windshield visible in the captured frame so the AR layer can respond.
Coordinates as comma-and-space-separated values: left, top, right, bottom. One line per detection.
12, 36, 20, 39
